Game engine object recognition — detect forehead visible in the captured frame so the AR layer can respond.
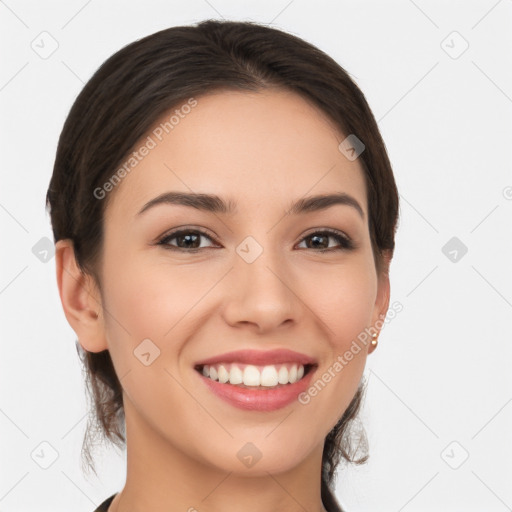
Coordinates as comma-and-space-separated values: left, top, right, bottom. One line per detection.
104, 89, 367, 222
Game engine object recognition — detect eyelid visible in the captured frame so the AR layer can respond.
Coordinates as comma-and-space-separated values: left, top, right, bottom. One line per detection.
156, 225, 217, 241
155, 226, 220, 248
300, 226, 351, 241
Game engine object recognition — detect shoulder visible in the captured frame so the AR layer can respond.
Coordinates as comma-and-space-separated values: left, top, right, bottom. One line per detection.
93, 493, 117, 512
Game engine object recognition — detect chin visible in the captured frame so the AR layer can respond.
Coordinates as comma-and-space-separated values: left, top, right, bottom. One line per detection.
197, 435, 316, 477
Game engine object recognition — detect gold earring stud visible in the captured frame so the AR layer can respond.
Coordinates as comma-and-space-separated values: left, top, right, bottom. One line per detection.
371, 332, 378, 348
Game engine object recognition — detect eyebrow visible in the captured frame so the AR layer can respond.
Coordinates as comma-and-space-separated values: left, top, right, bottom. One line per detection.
137, 191, 364, 219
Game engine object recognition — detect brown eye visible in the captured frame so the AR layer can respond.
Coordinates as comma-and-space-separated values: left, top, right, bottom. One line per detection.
297, 230, 354, 251
158, 229, 218, 251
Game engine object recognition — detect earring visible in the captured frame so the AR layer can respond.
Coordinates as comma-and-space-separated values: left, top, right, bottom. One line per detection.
371, 332, 378, 348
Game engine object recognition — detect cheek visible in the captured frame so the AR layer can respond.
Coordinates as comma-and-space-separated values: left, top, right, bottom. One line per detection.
97, 253, 212, 448
295, 259, 375, 426
98, 250, 232, 398
299, 257, 377, 345
100, 252, 214, 342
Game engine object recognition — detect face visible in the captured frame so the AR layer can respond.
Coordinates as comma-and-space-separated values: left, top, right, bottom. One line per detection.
88, 89, 389, 475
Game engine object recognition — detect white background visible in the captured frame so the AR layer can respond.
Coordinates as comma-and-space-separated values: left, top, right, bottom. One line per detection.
1, 1, 511, 511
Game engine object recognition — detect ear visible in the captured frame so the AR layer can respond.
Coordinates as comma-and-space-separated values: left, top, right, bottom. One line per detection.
55, 239, 108, 353
368, 250, 392, 354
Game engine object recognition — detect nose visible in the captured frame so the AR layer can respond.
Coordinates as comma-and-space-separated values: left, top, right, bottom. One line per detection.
221, 243, 303, 334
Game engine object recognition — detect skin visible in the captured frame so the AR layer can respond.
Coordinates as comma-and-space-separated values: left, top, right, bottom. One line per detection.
56, 89, 391, 512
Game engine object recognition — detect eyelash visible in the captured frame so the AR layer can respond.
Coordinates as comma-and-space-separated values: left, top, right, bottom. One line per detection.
156, 227, 355, 253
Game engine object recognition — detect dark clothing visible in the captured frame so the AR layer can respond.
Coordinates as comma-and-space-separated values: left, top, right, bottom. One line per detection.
93, 494, 117, 511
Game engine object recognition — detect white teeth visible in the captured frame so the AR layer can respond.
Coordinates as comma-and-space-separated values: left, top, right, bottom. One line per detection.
200, 362, 307, 387
260, 366, 278, 387
243, 365, 261, 386
289, 364, 298, 383
217, 365, 230, 383
229, 364, 243, 384
277, 366, 289, 384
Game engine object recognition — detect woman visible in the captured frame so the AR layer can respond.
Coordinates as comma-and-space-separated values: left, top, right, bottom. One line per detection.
46, 19, 399, 512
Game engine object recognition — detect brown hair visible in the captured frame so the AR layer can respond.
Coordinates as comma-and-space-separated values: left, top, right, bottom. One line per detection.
46, 19, 399, 511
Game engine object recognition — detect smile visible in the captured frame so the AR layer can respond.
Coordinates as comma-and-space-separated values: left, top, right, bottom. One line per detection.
194, 362, 317, 411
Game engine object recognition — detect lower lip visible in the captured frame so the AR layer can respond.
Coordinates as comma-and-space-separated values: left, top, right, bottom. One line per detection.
196, 367, 317, 411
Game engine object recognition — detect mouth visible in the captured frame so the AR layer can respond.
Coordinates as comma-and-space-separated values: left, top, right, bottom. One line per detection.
192, 348, 319, 410
194, 360, 318, 411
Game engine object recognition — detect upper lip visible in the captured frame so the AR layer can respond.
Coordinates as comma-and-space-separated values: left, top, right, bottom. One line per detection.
194, 349, 318, 368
